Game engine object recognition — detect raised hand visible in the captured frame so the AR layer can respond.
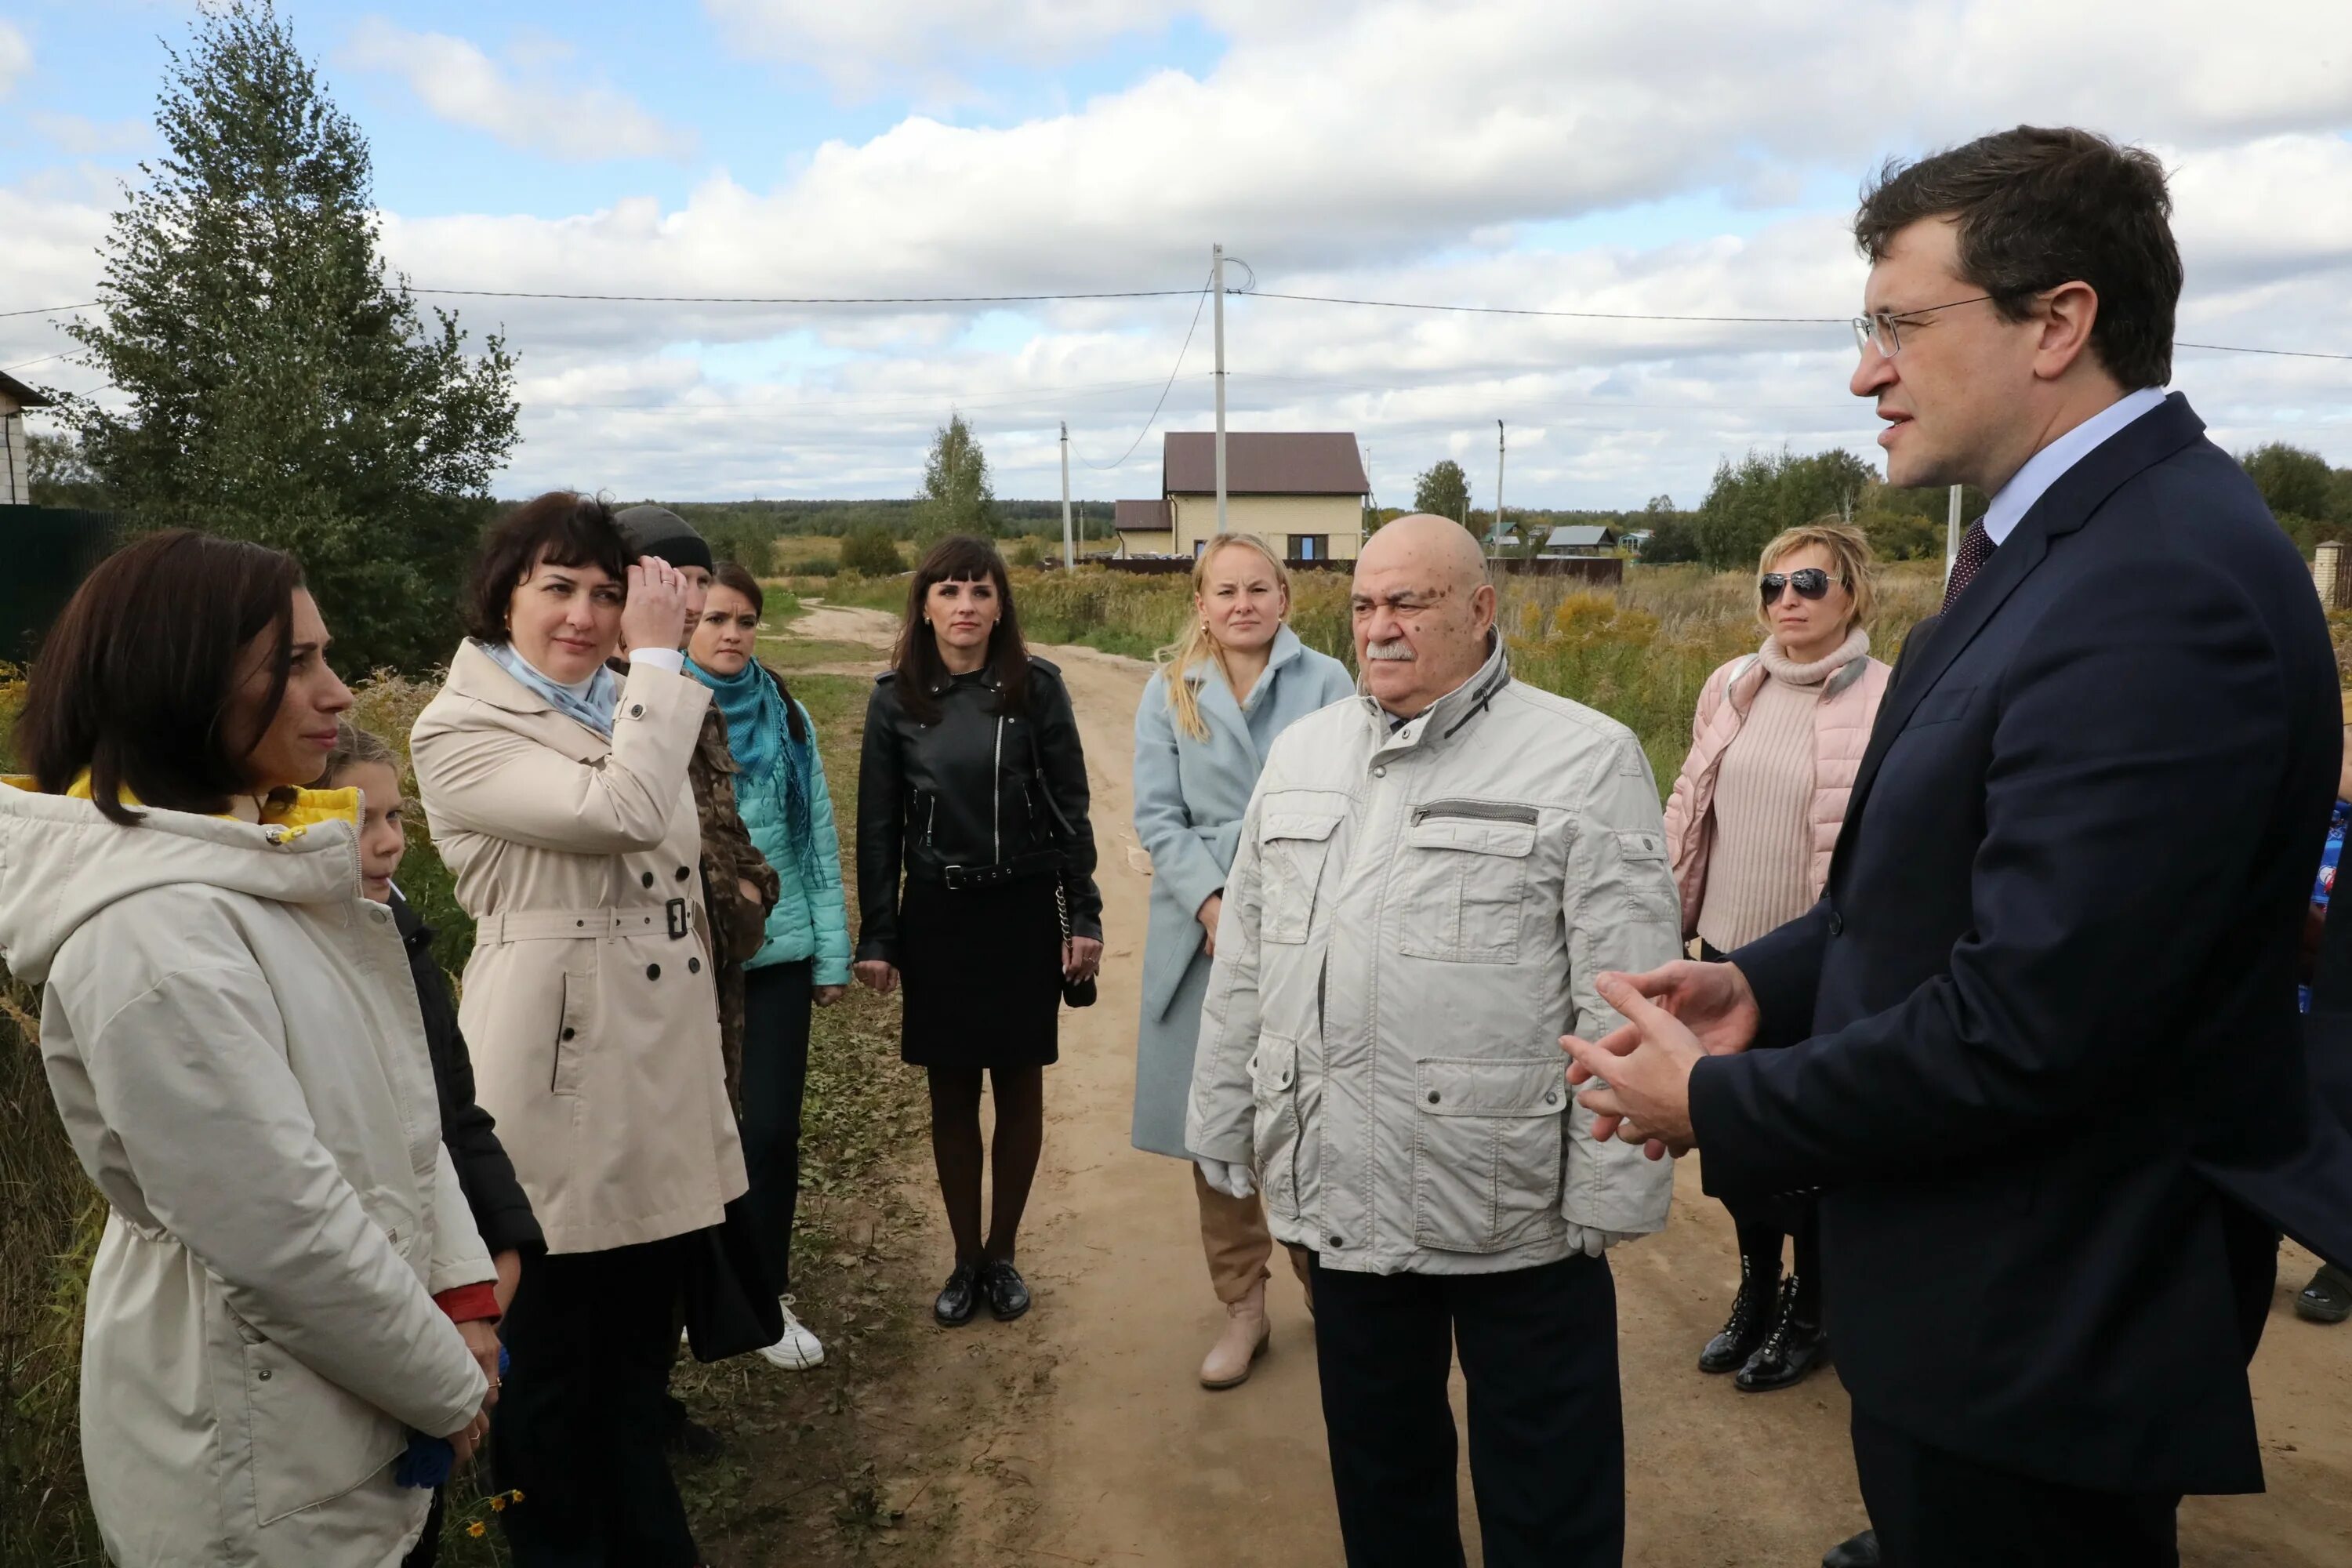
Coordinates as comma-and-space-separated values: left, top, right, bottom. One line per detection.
621, 556, 691, 656
1561, 971, 1712, 1160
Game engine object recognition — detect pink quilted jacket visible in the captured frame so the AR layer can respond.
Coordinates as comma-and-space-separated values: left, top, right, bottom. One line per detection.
1661, 637, 1891, 941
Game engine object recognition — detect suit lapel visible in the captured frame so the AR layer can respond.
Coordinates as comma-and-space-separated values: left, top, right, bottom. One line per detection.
1835, 394, 2208, 865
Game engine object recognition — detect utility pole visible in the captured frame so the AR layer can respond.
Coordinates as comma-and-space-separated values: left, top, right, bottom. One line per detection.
1213, 242, 1229, 535
1493, 420, 1507, 555
1059, 420, 1076, 571
1944, 483, 1963, 582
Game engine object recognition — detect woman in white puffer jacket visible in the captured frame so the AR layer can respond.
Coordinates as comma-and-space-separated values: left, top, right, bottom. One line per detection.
0, 532, 493, 1568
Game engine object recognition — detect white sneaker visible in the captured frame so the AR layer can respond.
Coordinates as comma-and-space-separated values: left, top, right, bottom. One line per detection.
756, 1296, 825, 1370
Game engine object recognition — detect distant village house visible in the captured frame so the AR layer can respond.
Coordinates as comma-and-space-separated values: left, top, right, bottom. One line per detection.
1116, 431, 1370, 563
0, 372, 54, 506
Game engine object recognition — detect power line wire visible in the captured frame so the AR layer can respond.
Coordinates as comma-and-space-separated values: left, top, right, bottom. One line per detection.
1078, 279, 1213, 470
0, 303, 97, 319
411, 286, 1202, 306
1245, 289, 1848, 325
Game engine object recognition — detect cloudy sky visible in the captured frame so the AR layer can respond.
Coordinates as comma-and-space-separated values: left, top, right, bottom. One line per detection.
4, 0, 2348, 509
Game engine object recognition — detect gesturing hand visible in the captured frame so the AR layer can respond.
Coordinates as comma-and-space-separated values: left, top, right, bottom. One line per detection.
1561, 972, 1715, 1160
621, 557, 691, 656
1613, 959, 1762, 1059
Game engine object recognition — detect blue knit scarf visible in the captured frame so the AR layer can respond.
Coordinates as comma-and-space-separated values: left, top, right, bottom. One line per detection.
688, 656, 815, 879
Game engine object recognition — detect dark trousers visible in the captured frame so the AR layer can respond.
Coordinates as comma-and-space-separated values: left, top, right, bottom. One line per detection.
1308, 1251, 1624, 1568
1852, 1406, 2178, 1568
493, 1240, 699, 1567
742, 960, 815, 1294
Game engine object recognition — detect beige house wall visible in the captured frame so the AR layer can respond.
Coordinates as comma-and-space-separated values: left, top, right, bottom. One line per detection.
0, 411, 29, 506
1167, 492, 1363, 561
1117, 528, 1177, 556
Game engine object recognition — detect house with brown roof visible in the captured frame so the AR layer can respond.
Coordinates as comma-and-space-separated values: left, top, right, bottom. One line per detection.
1117, 431, 1370, 562
1, 372, 54, 506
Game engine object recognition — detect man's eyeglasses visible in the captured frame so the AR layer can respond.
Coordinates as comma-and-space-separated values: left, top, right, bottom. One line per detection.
1850, 294, 1997, 359
1760, 568, 1843, 605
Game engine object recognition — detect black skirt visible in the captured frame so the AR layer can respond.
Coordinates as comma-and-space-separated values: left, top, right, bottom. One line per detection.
898, 873, 1064, 1068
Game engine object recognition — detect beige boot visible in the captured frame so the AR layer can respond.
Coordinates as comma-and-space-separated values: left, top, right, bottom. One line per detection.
1199, 1279, 1272, 1389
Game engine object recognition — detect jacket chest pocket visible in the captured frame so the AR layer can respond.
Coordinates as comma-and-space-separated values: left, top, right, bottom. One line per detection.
1258, 805, 1345, 945
1411, 1058, 1566, 1254
1395, 801, 1538, 964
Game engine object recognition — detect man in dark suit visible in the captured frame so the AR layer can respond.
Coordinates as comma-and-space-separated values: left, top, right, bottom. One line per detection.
1565, 127, 2346, 1566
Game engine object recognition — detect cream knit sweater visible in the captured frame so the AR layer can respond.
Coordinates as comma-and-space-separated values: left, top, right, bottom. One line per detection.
1695, 631, 1863, 953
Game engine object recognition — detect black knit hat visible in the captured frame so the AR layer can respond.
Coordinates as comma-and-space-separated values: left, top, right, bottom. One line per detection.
614, 504, 715, 575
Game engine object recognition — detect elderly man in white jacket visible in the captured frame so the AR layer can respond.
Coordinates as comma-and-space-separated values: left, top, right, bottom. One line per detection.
1187, 514, 1678, 1567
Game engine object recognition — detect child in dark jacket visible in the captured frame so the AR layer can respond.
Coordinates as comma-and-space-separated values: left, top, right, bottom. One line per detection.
324, 723, 544, 1565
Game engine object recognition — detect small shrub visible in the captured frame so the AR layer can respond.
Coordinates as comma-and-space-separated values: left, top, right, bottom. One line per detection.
839, 527, 903, 578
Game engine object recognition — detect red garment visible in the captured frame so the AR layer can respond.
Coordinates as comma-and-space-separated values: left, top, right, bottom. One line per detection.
434, 1282, 501, 1324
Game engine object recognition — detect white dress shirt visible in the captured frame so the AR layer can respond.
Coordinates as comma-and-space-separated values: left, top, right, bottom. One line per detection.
1980, 386, 2168, 546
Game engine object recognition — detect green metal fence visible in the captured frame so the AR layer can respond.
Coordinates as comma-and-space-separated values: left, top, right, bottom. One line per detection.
0, 509, 114, 665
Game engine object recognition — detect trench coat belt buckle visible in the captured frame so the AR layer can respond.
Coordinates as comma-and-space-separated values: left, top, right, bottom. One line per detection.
474, 904, 700, 944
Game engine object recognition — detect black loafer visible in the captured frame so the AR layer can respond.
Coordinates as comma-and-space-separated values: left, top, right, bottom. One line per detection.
2296, 1263, 2352, 1324
981, 1258, 1032, 1322
1822, 1528, 1880, 1568
935, 1261, 981, 1327
1699, 1267, 1779, 1374
1736, 1276, 1829, 1392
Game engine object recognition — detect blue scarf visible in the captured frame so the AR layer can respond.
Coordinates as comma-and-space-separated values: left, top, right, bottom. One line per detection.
688, 656, 815, 880
481, 640, 621, 738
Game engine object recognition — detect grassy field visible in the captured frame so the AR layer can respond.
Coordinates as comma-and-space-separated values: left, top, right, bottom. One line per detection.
807, 560, 1950, 787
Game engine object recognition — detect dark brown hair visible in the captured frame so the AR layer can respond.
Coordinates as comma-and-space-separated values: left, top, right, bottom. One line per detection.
892, 535, 1028, 723
1855, 126, 2180, 390
16, 529, 303, 825
706, 560, 804, 744
463, 491, 630, 644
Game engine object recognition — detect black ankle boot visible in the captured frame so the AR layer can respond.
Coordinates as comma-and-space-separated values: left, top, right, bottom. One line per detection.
1699, 1260, 1779, 1374
1737, 1276, 1829, 1391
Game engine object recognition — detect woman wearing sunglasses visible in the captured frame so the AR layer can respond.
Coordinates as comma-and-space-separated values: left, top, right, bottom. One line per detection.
1661, 518, 1890, 1394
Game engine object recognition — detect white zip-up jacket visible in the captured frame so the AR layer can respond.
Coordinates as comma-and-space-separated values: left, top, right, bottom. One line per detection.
0, 782, 490, 1566
1185, 640, 1679, 1275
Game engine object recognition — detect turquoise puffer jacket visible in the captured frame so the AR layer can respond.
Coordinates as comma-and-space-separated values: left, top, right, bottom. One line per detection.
739, 694, 852, 985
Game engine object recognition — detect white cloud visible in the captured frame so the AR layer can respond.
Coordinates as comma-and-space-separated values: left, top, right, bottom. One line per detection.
343, 19, 696, 162
11, 0, 2352, 503
30, 112, 151, 157
0, 20, 31, 99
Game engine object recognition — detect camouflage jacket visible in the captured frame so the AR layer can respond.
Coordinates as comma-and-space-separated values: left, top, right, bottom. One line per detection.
692, 703, 782, 1110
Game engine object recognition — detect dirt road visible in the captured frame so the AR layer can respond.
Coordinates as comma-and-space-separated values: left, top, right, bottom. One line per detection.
785, 603, 2352, 1567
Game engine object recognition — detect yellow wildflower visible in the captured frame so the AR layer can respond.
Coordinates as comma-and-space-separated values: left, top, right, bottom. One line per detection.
467, 1522, 487, 1538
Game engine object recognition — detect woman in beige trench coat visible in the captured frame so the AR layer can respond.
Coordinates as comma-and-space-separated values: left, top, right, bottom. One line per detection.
410, 493, 745, 1568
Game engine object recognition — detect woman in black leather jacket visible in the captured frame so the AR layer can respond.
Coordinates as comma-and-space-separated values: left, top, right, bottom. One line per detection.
855, 535, 1103, 1326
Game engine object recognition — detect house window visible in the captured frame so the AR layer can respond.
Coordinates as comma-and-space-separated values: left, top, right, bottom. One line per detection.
1193, 538, 1207, 558
1287, 535, 1327, 561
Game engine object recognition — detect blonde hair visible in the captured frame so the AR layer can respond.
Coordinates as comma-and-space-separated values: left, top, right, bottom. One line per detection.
321, 720, 400, 789
1757, 517, 1877, 635
1156, 534, 1293, 742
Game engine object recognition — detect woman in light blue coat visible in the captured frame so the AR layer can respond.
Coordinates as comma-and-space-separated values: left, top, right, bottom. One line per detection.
1131, 533, 1354, 1390
688, 562, 851, 1373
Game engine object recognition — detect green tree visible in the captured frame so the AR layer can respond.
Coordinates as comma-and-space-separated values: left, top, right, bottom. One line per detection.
840, 524, 905, 576
1412, 459, 1472, 525
61, 1, 516, 675
1694, 448, 1876, 568
912, 412, 997, 539
2241, 442, 2339, 524
25, 430, 109, 509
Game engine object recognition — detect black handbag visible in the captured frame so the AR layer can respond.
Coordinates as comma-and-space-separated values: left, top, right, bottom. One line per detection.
1027, 728, 1098, 1009
680, 1196, 785, 1363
